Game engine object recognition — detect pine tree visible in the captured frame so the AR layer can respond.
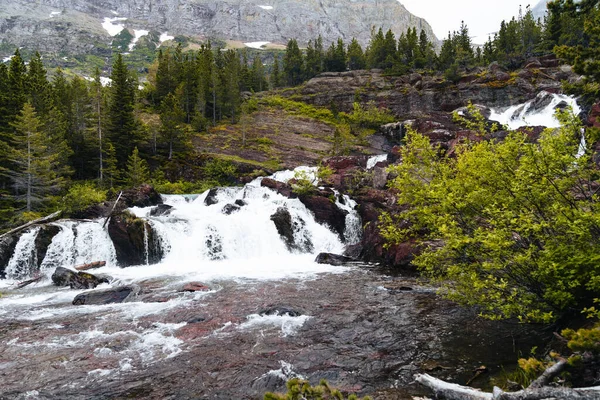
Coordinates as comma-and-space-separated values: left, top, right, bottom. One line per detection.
107, 53, 140, 167
8, 103, 67, 212
271, 55, 281, 88
283, 39, 305, 86
7, 49, 27, 121
124, 146, 149, 187
159, 93, 185, 159
27, 52, 52, 117
347, 38, 366, 70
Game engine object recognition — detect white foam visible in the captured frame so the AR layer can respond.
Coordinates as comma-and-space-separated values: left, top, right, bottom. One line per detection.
88, 369, 113, 377
2, 56, 12, 63
129, 29, 149, 51
49, 11, 61, 18
270, 166, 318, 184
258, 5, 274, 10
489, 92, 580, 130
102, 17, 127, 36
244, 41, 270, 49
240, 313, 311, 337
261, 360, 305, 381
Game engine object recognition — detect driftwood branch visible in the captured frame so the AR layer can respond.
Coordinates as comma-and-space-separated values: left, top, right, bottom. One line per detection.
415, 373, 600, 400
0, 210, 62, 240
102, 191, 123, 229
528, 359, 566, 389
15, 276, 43, 289
74, 261, 106, 271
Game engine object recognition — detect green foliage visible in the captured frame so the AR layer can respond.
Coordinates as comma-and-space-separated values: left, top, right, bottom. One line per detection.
264, 378, 371, 400
63, 183, 107, 214
342, 101, 395, 129
203, 158, 237, 184
562, 325, 600, 354
151, 179, 215, 194
291, 169, 317, 195
124, 147, 150, 187
383, 109, 600, 322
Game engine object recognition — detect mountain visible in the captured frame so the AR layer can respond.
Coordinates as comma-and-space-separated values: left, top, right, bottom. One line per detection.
0, 0, 437, 58
532, 0, 549, 20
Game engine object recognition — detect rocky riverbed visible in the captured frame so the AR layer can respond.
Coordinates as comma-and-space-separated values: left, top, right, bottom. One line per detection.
0, 266, 548, 399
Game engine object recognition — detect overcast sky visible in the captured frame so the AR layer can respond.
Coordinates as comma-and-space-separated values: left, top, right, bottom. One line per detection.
398, 0, 541, 43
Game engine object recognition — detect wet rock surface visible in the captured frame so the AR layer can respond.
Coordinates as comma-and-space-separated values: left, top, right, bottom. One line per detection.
51, 266, 110, 289
72, 285, 139, 305
0, 269, 549, 399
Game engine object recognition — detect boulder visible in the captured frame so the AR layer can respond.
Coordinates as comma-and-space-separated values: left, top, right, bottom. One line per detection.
222, 204, 240, 215
298, 194, 348, 240
150, 204, 173, 217
315, 252, 356, 266
72, 285, 140, 305
108, 213, 163, 266
51, 266, 110, 289
120, 184, 163, 208
261, 178, 296, 198
234, 199, 247, 207
204, 188, 221, 206
270, 207, 296, 251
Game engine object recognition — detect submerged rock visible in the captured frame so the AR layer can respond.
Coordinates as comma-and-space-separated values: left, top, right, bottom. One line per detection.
150, 204, 173, 217
259, 306, 303, 317
181, 282, 210, 292
204, 188, 221, 206
315, 252, 356, 266
222, 203, 240, 215
51, 266, 110, 289
72, 284, 140, 305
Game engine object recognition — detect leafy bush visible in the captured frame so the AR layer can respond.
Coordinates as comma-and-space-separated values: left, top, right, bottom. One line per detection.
291, 170, 317, 195
63, 183, 107, 214
204, 158, 237, 184
382, 108, 600, 322
264, 378, 371, 400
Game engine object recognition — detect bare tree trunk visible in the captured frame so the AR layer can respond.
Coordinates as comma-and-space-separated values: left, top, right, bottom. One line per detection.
75, 261, 106, 271
0, 210, 62, 240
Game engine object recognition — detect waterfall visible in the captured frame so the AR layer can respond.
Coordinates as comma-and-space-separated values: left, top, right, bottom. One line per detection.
367, 154, 388, 170
143, 222, 150, 265
5, 227, 40, 280
2, 168, 363, 283
489, 91, 580, 129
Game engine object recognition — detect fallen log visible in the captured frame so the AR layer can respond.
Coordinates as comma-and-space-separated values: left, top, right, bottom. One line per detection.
15, 276, 43, 289
102, 191, 123, 229
0, 210, 62, 240
415, 373, 600, 400
74, 261, 107, 271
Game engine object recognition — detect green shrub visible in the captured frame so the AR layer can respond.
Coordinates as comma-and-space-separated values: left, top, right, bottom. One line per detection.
63, 183, 107, 214
265, 378, 371, 400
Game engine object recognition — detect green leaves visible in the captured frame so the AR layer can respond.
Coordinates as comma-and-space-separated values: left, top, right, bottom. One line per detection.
384, 110, 600, 322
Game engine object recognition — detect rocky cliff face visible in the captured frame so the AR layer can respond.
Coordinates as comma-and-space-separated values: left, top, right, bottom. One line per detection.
0, 0, 436, 56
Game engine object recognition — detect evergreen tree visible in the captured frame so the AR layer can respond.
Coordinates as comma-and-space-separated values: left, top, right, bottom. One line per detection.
88, 68, 110, 185
249, 56, 267, 92
159, 93, 185, 159
124, 146, 149, 187
155, 49, 178, 107
26, 52, 51, 116
8, 103, 67, 212
107, 53, 140, 167
367, 27, 386, 69
7, 49, 27, 120
347, 38, 366, 70
271, 55, 282, 88
283, 39, 304, 86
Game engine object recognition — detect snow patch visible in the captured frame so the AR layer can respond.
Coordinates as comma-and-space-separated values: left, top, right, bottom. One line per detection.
258, 5, 274, 10
129, 29, 149, 51
49, 11, 61, 18
102, 17, 127, 36
244, 41, 270, 49
159, 32, 174, 43
2, 56, 12, 63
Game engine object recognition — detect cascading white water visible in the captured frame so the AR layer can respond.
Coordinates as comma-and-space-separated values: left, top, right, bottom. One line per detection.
367, 154, 388, 170
143, 222, 150, 265
489, 91, 580, 129
5, 227, 41, 280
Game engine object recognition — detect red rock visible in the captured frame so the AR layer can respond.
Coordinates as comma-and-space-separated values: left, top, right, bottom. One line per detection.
182, 282, 210, 292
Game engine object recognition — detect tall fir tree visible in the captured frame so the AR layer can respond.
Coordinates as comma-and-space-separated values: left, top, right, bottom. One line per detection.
107, 53, 140, 168
8, 103, 67, 212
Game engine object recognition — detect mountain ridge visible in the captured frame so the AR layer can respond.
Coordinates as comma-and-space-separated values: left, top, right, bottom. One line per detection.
0, 0, 437, 57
